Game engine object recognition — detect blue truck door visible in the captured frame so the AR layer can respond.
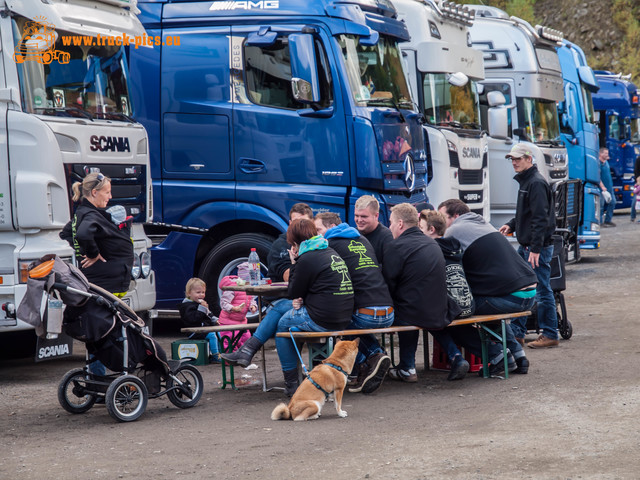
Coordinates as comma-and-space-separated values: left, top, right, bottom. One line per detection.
230, 26, 351, 213
160, 26, 235, 224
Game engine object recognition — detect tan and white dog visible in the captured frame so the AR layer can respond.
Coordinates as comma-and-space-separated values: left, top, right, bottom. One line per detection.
271, 338, 360, 421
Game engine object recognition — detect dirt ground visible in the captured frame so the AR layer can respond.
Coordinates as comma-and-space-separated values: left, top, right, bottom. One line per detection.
2, 212, 640, 480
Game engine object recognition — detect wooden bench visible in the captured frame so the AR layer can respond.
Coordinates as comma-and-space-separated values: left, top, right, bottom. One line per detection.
181, 324, 262, 390
275, 311, 531, 379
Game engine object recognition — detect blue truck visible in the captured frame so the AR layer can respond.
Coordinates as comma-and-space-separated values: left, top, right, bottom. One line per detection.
556, 40, 600, 252
129, 0, 428, 309
592, 71, 640, 209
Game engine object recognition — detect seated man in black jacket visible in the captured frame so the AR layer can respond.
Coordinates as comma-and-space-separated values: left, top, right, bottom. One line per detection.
315, 212, 394, 394
382, 203, 461, 382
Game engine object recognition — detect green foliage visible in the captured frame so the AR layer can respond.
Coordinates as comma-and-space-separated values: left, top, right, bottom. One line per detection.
612, 0, 640, 81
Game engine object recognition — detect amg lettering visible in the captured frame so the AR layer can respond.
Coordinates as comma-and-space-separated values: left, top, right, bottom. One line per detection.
462, 147, 481, 158
210, 0, 279, 10
90, 135, 131, 152
38, 344, 70, 359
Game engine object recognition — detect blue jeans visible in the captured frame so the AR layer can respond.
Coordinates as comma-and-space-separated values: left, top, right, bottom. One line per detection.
205, 333, 219, 356
631, 193, 637, 221
251, 298, 293, 344
512, 245, 558, 340
474, 294, 535, 357
601, 192, 616, 223
347, 308, 394, 365
275, 306, 329, 371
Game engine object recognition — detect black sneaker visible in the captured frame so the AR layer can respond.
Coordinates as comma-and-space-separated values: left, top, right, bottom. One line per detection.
447, 354, 470, 381
514, 356, 529, 374
350, 353, 391, 394
480, 352, 517, 377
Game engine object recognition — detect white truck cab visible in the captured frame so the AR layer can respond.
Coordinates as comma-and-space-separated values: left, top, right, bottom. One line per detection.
0, 0, 155, 358
395, 0, 491, 218
466, 6, 569, 229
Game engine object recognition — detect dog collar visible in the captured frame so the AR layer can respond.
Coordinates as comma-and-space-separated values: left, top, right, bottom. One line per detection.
325, 363, 349, 377
306, 363, 349, 399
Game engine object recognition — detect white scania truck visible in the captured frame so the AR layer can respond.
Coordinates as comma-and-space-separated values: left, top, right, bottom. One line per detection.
0, 0, 155, 359
395, 0, 491, 218
466, 6, 571, 232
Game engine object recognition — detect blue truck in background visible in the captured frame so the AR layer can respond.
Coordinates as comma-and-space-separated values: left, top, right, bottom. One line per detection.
129, 0, 429, 309
556, 40, 600, 251
592, 71, 640, 209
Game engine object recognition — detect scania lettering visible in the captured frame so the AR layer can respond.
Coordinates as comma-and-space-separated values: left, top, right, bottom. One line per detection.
395, 0, 492, 219
90, 136, 132, 153
557, 40, 601, 251
466, 6, 577, 259
592, 71, 640, 209
38, 344, 70, 359
0, 0, 156, 358
129, 0, 428, 309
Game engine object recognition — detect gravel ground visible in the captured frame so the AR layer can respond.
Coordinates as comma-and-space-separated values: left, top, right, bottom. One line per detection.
1, 212, 639, 480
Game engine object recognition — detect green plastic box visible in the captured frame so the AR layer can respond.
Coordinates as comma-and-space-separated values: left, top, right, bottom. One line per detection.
171, 339, 209, 365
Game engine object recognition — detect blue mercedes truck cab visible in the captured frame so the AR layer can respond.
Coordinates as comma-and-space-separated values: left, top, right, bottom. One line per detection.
129, 0, 429, 308
592, 71, 640, 209
556, 40, 600, 251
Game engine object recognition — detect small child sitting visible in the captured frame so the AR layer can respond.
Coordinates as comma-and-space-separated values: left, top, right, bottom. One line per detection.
218, 263, 257, 352
178, 277, 221, 363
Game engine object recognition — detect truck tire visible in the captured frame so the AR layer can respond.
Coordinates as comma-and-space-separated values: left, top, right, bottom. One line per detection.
198, 233, 275, 314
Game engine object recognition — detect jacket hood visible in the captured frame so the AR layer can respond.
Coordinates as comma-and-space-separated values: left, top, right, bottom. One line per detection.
298, 235, 328, 256
435, 236, 463, 258
324, 223, 361, 240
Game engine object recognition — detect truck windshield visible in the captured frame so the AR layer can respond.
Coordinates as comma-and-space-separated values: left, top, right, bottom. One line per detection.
13, 17, 134, 121
519, 98, 561, 143
421, 73, 481, 129
339, 34, 413, 109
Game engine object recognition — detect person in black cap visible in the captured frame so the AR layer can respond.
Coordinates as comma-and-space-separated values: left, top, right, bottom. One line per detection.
499, 144, 559, 349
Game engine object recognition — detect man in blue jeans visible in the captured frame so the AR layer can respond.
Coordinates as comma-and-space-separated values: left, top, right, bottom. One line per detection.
599, 148, 616, 227
499, 144, 560, 348
315, 212, 394, 394
439, 198, 539, 373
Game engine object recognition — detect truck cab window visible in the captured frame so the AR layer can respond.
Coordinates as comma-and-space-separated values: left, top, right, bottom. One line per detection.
421, 73, 481, 129
518, 98, 561, 143
12, 16, 133, 121
608, 115, 620, 140
244, 35, 333, 110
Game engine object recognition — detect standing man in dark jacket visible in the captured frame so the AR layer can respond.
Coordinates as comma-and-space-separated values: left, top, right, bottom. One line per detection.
499, 144, 559, 348
315, 212, 394, 393
383, 203, 461, 382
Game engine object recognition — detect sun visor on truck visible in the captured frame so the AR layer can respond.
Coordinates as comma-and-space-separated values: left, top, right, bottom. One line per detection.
7, 0, 146, 39
416, 42, 484, 80
578, 66, 600, 93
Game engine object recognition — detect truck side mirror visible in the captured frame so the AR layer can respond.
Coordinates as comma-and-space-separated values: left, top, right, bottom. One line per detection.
593, 111, 600, 123
488, 106, 508, 139
487, 90, 506, 107
289, 34, 321, 104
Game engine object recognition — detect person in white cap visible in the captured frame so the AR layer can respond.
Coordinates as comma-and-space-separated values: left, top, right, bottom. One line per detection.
499, 144, 559, 348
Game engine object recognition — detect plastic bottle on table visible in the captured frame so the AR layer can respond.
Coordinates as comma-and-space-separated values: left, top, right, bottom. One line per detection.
248, 248, 261, 286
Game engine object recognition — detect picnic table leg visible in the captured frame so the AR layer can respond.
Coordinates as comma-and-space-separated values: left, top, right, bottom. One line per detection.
422, 330, 430, 371
218, 331, 247, 390
477, 321, 509, 379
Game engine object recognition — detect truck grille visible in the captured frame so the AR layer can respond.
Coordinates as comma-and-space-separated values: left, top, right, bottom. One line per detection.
458, 169, 483, 185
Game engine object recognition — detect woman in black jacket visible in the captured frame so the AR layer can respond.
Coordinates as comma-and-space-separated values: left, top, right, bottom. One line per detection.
60, 172, 134, 294
60, 173, 134, 376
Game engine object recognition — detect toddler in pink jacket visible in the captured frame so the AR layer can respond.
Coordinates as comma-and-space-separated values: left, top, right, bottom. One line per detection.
218, 263, 257, 351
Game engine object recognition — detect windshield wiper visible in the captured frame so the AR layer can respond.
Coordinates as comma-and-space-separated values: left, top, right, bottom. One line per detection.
462, 121, 483, 130
366, 97, 407, 122
94, 112, 136, 123
34, 107, 94, 120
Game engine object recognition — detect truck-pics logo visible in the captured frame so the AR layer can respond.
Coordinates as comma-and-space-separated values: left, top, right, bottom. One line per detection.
90, 135, 131, 152
210, 0, 279, 10
13, 18, 70, 65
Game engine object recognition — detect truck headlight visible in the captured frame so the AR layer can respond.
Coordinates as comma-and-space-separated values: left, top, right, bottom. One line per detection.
140, 252, 151, 278
131, 255, 141, 279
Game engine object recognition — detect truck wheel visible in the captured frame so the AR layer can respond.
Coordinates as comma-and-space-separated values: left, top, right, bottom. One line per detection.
198, 233, 275, 314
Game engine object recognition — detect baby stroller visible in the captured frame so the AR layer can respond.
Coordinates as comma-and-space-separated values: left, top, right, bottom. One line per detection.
17, 255, 203, 422
526, 234, 572, 340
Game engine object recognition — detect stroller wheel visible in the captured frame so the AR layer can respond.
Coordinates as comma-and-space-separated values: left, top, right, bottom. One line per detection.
58, 368, 97, 414
167, 364, 204, 409
105, 374, 148, 422
556, 293, 572, 340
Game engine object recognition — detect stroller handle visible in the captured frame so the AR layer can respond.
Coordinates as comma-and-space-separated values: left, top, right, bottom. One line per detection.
52, 282, 93, 299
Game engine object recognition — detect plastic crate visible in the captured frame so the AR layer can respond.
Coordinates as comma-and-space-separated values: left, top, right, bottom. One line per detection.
171, 339, 209, 365
432, 340, 482, 373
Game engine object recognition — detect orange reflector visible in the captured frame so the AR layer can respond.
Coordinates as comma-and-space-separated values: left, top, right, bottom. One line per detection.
29, 259, 55, 279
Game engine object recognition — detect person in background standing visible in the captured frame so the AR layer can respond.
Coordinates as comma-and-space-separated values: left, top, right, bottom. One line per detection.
599, 147, 616, 227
